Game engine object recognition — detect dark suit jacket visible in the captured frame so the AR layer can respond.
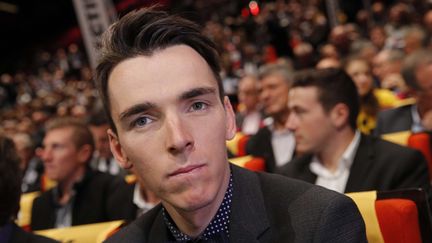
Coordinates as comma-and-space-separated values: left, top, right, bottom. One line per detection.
30, 169, 127, 230
106, 183, 138, 222
375, 104, 413, 135
9, 223, 58, 243
105, 164, 366, 243
278, 134, 430, 194
246, 126, 277, 172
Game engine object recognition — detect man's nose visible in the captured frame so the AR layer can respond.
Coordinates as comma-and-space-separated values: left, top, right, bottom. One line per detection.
39, 148, 51, 162
164, 115, 194, 155
285, 113, 297, 131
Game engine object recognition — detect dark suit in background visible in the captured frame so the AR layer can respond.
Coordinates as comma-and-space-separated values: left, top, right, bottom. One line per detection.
105, 165, 366, 243
107, 183, 137, 222
278, 134, 430, 193
31, 169, 127, 230
246, 126, 277, 172
9, 223, 59, 243
375, 104, 413, 135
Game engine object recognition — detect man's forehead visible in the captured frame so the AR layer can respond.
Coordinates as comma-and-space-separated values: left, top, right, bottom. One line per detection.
107, 46, 220, 115
44, 127, 73, 141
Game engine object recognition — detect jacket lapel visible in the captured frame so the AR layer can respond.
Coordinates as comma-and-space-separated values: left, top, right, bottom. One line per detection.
345, 134, 375, 192
229, 165, 270, 242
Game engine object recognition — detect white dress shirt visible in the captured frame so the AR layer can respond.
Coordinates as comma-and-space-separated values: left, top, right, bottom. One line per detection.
310, 131, 361, 193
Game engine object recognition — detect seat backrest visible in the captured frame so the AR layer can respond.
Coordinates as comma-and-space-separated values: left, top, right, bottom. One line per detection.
375, 198, 422, 243
407, 132, 432, 179
35, 220, 124, 243
17, 191, 41, 230
377, 188, 432, 243
347, 189, 432, 243
230, 155, 265, 171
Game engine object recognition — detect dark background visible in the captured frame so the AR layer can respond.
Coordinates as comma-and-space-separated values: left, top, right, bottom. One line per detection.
0, 0, 371, 74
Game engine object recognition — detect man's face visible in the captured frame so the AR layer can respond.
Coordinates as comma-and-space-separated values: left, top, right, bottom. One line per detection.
238, 77, 259, 112
258, 74, 290, 117
107, 45, 236, 213
41, 127, 86, 182
285, 87, 335, 154
90, 124, 112, 159
414, 63, 432, 115
346, 60, 373, 97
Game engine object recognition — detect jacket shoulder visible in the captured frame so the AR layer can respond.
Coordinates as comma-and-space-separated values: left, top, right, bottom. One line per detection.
255, 172, 366, 242
104, 204, 163, 243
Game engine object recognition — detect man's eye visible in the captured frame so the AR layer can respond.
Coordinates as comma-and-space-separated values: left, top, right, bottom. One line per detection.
190, 102, 208, 111
133, 116, 153, 127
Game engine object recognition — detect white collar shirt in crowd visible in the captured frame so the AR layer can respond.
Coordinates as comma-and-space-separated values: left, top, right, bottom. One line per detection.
310, 131, 361, 193
265, 117, 296, 167
411, 104, 426, 133
241, 110, 262, 135
95, 156, 122, 175
133, 183, 157, 218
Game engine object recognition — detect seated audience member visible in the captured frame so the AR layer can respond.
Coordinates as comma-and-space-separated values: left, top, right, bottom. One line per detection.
0, 135, 58, 243
30, 117, 127, 230
108, 167, 160, 222
235, 75, 263, 135
375, 50, 432, 135
345, 57, 399, 134
11, 132, 44, 193
87, 111, 127, 176
372, 49, 408, 97
246, 63, 296, 172
278, 68, 430, 195
96, 8, 366, 242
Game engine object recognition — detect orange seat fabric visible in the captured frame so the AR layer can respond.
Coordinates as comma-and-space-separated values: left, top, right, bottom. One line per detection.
375, 198, 422, 243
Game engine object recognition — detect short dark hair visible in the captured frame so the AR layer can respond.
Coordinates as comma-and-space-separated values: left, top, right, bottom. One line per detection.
96, 7, 223, 134
292, 68, 359, 129
0, 135, 22, 226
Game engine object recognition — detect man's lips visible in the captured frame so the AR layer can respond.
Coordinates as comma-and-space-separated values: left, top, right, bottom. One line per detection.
168, 164, 205, 177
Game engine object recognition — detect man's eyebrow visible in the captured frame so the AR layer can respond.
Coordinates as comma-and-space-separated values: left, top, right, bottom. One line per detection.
119, 102, 156, 121
179, 87, 217, 100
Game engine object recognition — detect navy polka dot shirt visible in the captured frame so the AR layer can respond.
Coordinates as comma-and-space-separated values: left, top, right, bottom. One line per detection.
162, 174, 233, 242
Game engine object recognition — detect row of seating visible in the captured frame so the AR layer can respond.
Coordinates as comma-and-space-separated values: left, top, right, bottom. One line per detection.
17, 188, 431, 243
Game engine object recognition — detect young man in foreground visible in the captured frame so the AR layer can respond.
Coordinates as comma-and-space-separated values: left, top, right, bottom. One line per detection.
96, 8, 366, 242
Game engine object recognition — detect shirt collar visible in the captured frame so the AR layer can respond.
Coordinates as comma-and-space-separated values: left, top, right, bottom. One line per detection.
310, 131, 361, 178
133, 183, 157, 217
163, 173, 233, 241
411, 104, 425, 132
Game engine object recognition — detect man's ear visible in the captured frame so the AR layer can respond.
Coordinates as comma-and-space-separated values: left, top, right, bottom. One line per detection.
223, 96, 237, 140
107, 129, 133, 169
330, 103, 350, 128
77, 144, 93, 165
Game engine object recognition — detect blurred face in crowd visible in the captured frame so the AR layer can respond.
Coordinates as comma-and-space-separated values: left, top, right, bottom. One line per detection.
41, 127, 90, 183
346, 59, 374, 97
372, 51, 400, 82
90, 123, 112, 159
107, 45, 236, 214
414, 63, 432, 116
285, 86, 338, 154
369, 26, 386, 49
259, 74, 290, 117
238, 76, 260, 112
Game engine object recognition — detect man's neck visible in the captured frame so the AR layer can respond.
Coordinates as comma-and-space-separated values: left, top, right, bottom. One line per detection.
272, 112, 289, 131
163, 166, 231, 238
317, 129, 356, 172
57, 166, 86, 205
